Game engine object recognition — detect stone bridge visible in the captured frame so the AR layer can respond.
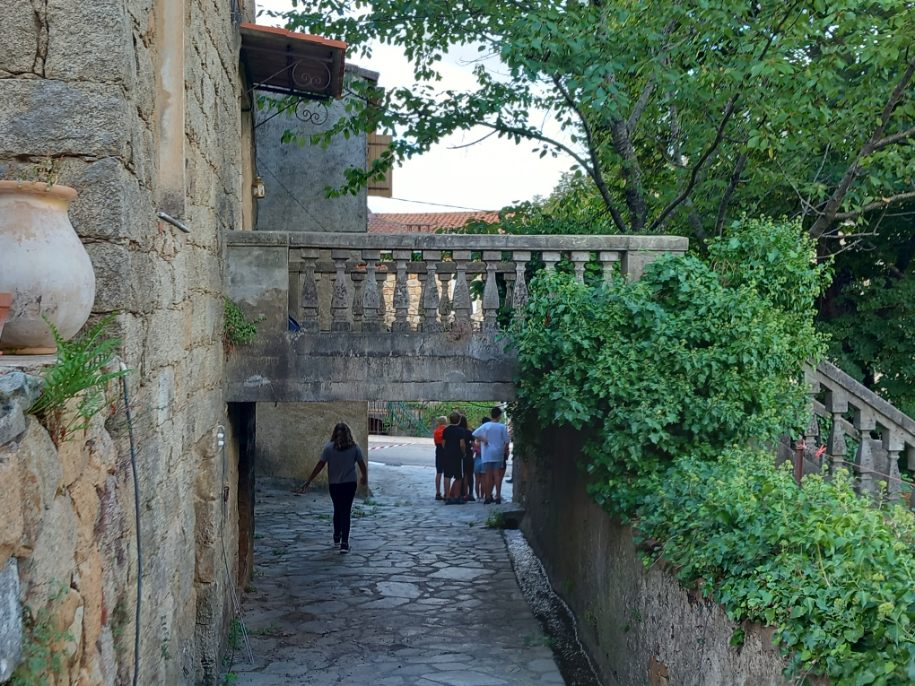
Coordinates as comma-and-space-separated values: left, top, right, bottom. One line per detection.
224, 231, 689, 402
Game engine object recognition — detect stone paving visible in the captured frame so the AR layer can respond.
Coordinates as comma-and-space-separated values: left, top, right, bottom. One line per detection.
226, 459, 565, 685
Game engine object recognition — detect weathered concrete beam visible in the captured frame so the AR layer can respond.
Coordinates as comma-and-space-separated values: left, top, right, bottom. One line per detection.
226, 229, 689, 253
226, 332, 518, 402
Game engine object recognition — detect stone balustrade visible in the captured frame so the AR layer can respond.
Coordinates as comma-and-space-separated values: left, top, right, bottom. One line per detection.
229, 231, 688, 334
224, 231, 688, 402
799, 361, 915, 504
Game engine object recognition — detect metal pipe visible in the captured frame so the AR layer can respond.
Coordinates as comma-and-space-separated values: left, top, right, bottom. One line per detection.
156, 211, 190, 233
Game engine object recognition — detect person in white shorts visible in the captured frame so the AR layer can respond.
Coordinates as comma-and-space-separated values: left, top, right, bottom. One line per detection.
472, 406, 510, 504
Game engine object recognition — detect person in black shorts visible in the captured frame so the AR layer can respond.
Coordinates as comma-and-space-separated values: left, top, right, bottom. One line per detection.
459, 414, 475, 501
441, 411, 466, 505
433, 416, 446, 500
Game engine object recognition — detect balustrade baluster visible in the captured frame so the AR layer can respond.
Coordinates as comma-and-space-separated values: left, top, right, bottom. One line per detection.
571, 251, 590, 283
421, 251, 442, 333
300, 249, 320, 333
438, 269, 453, 325
511, 251, 530, 314
504, 272, 516, 313
351, 266, 365, 332
451, 250, 472, 330
542, 251, 561, 273
362, 250, 382, 332
600, 251, 620, 283
854, 408, 877, 495
883, 429, 904, 502
330, 250, 352, 332
376, 257, 390, 324
391, 250, 411, 332
482, 251, 501, 332
825, 389, 849, 477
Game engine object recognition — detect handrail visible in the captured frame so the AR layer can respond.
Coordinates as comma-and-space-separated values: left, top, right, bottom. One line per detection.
802, 360, 915, 504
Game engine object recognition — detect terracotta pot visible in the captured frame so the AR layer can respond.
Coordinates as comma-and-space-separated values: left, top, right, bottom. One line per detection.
0, 181, 96, 353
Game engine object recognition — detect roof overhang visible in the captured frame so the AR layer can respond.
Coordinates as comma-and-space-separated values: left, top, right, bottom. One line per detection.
240, 23, 346, 99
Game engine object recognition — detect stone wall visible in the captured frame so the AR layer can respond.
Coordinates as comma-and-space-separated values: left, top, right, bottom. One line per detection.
517, 427, 790, 686
0, 0, 252, 682
254, 65, 378, 233
255, 401, 368, 489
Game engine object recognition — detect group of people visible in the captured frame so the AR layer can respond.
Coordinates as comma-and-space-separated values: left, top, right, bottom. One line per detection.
291, 408, 512, 555
433, 406, 511, 505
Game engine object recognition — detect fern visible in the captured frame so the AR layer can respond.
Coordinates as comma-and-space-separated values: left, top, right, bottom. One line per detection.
28, 315, 128, 443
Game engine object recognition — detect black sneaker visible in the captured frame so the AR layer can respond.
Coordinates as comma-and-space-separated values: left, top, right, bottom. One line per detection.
333, 533, 341, 547
339, 542, 350, 554
435, 493, 443, 501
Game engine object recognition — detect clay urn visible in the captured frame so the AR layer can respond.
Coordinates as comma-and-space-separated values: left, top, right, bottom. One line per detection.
0, 181, 96, 353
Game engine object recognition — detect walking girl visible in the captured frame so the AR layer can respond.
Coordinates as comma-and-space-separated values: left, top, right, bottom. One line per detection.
295, 422, 368, 554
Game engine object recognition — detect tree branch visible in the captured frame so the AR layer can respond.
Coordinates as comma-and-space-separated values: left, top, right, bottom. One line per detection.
549, 76, 628, 231
831, 190, 915, 222
714, 151, 748, 235
649, 93, 739, 231
809, 55, 915, 238
649, 3, 800, 232
873, 123, 915, 151
627, 78, 655, 136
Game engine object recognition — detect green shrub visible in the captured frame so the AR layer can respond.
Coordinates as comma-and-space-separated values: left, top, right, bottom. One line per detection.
224, 298, 257, 350
507, 218, 915, 682
511, 218, 827, 513
636, 450, 915, 684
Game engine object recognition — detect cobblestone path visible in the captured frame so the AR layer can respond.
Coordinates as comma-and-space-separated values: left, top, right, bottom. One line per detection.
227, 462, 565, 685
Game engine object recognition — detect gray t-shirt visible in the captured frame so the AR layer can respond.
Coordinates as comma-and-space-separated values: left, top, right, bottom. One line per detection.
320, 442, 365, 485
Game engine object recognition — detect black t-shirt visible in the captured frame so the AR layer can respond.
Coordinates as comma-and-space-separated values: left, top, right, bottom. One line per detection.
463, 428, 474, 460
442, 424, 465, 461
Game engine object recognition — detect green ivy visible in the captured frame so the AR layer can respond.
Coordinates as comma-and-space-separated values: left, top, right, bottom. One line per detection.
511, 218, 828, 513
637, 450, 915, 685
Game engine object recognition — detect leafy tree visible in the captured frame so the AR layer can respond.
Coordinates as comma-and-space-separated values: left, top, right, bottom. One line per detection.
817, 202, 915, 415
278, 0, 914, 244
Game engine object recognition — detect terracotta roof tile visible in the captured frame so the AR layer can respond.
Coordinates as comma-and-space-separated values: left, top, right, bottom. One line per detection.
368, 211, 500, 234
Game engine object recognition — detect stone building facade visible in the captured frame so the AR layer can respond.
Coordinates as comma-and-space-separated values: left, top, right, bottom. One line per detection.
0, 0, 256, 682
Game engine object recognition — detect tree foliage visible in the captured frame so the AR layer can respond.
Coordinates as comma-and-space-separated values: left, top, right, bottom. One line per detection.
817, 206, 915, 415
279, 0, 914, 241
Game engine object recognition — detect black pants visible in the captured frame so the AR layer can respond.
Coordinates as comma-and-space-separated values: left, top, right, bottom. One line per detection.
329, 481, 358, 542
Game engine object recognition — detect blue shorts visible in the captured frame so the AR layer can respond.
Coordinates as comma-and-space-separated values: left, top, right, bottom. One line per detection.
482, 460, 503, 473
473, 456, 483, 474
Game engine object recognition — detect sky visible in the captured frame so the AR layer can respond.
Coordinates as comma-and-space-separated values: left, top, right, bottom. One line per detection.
257, 1, 571, 214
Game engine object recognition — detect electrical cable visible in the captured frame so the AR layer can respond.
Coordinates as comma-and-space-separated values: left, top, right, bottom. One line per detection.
119, 364, 142, 686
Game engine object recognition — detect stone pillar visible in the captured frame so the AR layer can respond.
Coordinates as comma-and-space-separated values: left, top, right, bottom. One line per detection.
420, 251, 442, 333
299, 249, 319, 333
155, 0, 186, 218
512, 251, 531, 315
330, 250, 352, 332
571, 251, 590, 283
391, 250, 411, 332
361, 251, 382, 333
451, 250, 472, 331
482, 251, 501, 333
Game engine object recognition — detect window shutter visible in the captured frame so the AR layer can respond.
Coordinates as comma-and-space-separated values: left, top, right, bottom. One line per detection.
367, 133, 393, 197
